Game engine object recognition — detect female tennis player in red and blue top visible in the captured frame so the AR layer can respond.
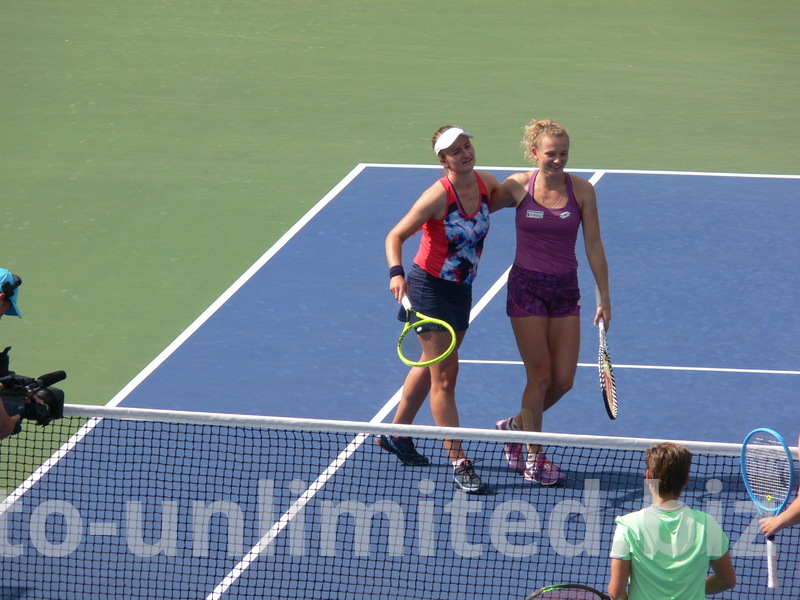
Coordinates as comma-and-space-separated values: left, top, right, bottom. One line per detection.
380, 125, 500, 493
491, 118, 611, 485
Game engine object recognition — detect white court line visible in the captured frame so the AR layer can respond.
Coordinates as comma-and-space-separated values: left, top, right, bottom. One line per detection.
106, 163, 369, 408
459, 360, 799, 376
0, 418, 102, 516
362, 162, 800, 179
205, 432, 371, 600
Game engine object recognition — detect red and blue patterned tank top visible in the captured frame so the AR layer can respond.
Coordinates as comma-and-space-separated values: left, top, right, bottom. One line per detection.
413, 173, 490, 285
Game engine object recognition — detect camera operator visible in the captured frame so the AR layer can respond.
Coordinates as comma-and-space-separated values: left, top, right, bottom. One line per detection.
0, 268, 66, 440
0, 268, 23, 439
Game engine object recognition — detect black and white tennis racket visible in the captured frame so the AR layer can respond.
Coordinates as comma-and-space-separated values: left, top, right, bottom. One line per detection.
396, 294, 456, 367
740, 427, 795, 588
594, 286, 617, 419
526, 583, 610, 600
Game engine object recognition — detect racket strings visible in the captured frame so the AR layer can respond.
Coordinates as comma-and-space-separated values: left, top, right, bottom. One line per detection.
598, 333, 616, 390
600, 355, 615, 385
598, 334, 617, 419
399, 320, 454, 363
745, 438, 792, 508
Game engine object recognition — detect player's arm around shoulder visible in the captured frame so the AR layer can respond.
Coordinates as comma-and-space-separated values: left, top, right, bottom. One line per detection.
476, 170, 501, 200
488, 171, 530, 213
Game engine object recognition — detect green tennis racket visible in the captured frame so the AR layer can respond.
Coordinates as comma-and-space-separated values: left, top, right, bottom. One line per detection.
397, 294, 456, 367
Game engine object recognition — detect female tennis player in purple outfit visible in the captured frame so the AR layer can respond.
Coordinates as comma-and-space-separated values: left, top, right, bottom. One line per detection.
491, 119, 611, 485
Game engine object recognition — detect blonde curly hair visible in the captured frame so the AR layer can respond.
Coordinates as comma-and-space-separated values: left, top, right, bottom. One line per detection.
521, 119, 569, 164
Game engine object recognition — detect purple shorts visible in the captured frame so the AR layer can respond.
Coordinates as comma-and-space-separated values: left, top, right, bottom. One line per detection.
506, 264, 581, 318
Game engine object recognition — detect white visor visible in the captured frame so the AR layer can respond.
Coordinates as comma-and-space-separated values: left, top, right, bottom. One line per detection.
434, 127, 473, 156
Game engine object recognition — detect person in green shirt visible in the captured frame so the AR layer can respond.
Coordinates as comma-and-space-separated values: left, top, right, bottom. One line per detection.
607, 442, 736, 600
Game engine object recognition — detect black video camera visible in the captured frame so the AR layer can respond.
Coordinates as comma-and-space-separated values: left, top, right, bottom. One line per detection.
0, 347, 66, 436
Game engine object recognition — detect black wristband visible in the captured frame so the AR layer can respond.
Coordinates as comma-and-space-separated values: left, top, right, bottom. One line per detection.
389, 265, 405, 278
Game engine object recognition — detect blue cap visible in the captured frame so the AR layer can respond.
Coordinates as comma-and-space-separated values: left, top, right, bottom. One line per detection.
0, 269, 22, 318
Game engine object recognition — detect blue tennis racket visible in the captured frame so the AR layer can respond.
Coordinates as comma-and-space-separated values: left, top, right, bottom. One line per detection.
740, 427, 795, 588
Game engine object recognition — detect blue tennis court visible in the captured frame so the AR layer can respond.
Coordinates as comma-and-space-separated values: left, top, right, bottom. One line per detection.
116, 164, 800, 443
2, 165, 799, 599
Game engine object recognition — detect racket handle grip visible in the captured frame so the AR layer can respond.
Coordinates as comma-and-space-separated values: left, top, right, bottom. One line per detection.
594, 285, 605, 330
401, 294, 412, 311
767, 537, 780, 588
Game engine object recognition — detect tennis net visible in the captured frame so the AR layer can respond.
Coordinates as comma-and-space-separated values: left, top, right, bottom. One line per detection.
1, 405, 797, 599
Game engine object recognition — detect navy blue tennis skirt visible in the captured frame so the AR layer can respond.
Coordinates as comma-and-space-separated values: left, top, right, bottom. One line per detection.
398, 264, 472, 332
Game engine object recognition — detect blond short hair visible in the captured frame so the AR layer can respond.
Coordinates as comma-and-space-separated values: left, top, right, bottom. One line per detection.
521, 119, 569, 164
